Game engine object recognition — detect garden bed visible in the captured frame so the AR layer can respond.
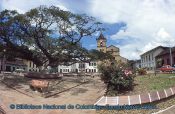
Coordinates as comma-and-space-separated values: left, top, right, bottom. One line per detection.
24, 72, 63, 79
1, 74, 91, 98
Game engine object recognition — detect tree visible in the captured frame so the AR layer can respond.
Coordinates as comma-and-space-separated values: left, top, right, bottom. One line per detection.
0, 6, 102, 69
0, 10, 44, 66
88, 49, 114, 61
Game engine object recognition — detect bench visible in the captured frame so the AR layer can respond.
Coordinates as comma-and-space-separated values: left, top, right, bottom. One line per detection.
30, 80, 49, 93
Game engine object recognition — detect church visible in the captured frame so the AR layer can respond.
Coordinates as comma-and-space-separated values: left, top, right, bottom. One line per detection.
96, 33, 128, 63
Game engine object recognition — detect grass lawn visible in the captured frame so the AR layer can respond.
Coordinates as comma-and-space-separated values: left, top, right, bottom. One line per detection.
133, 74, 175, 93
97, 73, 175, 114
107, 73, 175, 96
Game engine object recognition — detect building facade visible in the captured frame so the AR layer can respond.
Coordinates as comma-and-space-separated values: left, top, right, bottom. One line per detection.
0, 58, 27, 72
57, 61, 98, 73
96, 33, 128, 63
140, 46, 168, 70
134, 60, 141, 69
23, 60, 40, 72
156, 47, 175, 67
0, 57, 40, 72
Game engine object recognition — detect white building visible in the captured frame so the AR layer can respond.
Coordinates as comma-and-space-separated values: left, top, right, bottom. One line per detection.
140, 46, 168, 70
57, 61, 98, 73
133, 60, 141, 69
23, 60, 40, 72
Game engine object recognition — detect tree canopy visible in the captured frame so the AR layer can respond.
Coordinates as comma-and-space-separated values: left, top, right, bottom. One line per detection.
0, 6, 103, 67
88, 49, 114, 61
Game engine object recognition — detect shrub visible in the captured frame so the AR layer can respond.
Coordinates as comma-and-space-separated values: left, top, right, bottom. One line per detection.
137, 68, 147, 75
98, 62, 134, 94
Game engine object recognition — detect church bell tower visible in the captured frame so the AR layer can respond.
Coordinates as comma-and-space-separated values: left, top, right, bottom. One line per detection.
97, 33, 107, 53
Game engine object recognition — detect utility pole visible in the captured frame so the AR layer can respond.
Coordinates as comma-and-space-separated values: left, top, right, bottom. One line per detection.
169, 47, 173, 66
2, 49, 6, 72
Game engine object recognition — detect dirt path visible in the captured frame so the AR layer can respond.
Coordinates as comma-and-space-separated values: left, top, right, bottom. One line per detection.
0, 77, 105, 114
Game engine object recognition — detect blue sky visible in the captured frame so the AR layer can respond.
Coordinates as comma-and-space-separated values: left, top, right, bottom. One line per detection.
0, 0, 175, 60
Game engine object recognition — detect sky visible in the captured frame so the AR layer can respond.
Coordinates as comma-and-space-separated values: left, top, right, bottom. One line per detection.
0, 0, 175, 60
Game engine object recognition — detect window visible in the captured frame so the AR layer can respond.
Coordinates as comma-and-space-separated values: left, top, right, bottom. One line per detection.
79, 63, 85, 68
94, 69, 96, 72
6, 66, 10, 71
100, 41, 103, 46
13, 67, 15, 71
167, 59, 170, 65
162, 59, 164, 65
144, 57, 145, 62
94, 63, 96, 66
90, 62, 93, 66
89, 62, 96, 66
29, 62, 31, 67
111, 49, 114, 52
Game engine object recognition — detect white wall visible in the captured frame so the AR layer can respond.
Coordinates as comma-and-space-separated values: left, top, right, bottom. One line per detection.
141, 47, 164, 70
57, 61, 98, 73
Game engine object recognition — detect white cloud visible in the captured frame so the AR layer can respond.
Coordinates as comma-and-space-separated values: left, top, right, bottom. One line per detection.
154, 28, 175, 45
157, 28, 171, 39
119, 44, 142, 60
1, 0, 68, 13
89, 0, 175, 59
56, 4, 68, 11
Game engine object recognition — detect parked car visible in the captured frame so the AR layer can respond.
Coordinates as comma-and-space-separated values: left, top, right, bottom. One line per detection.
14, 69, 25, 73
159, 65, 175, 72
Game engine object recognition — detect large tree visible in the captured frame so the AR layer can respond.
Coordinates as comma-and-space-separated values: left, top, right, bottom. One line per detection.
0, 6, 102, 68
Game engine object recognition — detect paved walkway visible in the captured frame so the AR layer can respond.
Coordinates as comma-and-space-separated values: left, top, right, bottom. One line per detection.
0, 77, 105, 114
95, 86, 175, 106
